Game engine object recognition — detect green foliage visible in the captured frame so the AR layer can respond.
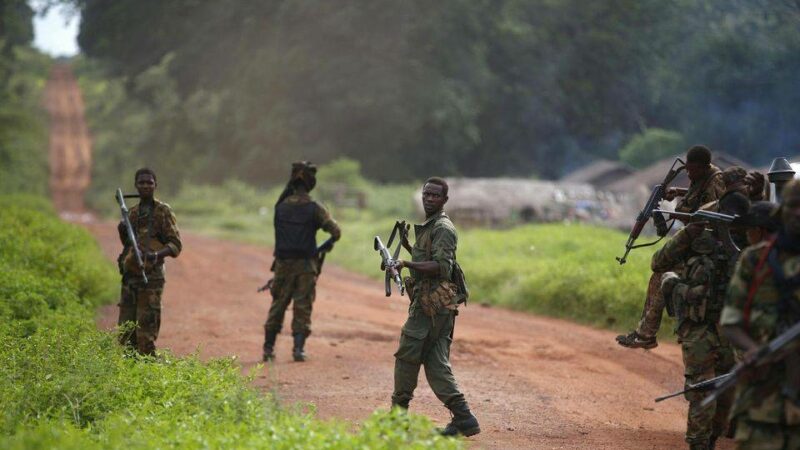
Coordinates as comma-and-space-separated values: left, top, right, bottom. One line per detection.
619, 128, 685, 168
0, 46, 51, 195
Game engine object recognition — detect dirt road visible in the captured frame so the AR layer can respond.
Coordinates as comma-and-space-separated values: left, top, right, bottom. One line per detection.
48, 64, 731, 449
89, 225, 719, 450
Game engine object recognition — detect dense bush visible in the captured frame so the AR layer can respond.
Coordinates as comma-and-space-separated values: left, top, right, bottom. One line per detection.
0, 195, 462, 449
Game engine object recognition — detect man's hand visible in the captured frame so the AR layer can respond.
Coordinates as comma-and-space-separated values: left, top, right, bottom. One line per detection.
664, 188, 678, 202
142, 247, 173, 265
746, 171, 766, 200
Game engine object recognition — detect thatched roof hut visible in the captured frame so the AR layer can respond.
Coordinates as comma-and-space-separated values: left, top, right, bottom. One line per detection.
561, 159, 635, 189
421, 178, 623, 227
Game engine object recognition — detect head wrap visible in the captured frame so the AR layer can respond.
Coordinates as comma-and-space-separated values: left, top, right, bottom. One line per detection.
276, 161, 318, 206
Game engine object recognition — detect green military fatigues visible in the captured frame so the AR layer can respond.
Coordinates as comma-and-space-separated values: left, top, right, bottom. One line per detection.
392, 210, 465, 410
653, 227, 736, 446
264, 193, 339, 337
636, 166, 726, 338
721, 238, 800, 449
118, 199, 182, 355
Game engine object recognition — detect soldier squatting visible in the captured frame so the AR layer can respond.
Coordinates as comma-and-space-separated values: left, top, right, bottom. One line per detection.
114, 151, 799, 447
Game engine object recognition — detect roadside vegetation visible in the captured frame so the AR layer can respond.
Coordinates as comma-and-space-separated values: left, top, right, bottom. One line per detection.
0, 195, 462, 449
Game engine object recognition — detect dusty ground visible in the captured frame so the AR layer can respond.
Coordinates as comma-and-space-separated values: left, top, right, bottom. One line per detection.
49, 64, 733, 449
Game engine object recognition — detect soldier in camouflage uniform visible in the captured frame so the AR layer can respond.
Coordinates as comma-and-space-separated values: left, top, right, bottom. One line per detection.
117, 168, 182, 356
618, 146, 727, 349
262, 161, 341, 362
721, 181, 800, 450
391, 177, 480, 437
656, 192, 750, 450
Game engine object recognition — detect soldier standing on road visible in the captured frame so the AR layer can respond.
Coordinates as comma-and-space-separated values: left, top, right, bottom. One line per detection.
618, 146, 727, 349
656, 192, 750, 450
262, 161, 341, 362
391, 177, 480, 437
721, 181, 800, 450
118, 168, 182, 356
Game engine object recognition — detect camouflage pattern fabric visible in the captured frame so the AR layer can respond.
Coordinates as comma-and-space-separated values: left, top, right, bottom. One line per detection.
656, 227, 736, 445
732, 421, 800, 450
676, 164, 726, 214
721, 240, 800, 448
263, 192, 340, 337
264, 259, 317, 336
393, 210, 465, 409
678, 321, 736, 445
634, 165, 725, 339
118, 279, 165, 356
125, 199, 182, 282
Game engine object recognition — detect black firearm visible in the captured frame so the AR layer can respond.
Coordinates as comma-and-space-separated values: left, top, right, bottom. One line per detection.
374, 221, 409, 297
617, 158, 686, 265
700, 319, 800, 408
654, 373, 732, 403
115, 188, 147, 284
653, 209, 742, 257
257, 237, 336, 293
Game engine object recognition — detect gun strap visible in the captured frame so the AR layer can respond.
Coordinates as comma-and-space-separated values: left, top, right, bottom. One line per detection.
744, 237, 776, 331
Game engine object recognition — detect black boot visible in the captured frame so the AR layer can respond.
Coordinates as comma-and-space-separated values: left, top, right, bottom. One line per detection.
292, 333, 306, 362
441, 401, 480, 437
263, 329, 278, 361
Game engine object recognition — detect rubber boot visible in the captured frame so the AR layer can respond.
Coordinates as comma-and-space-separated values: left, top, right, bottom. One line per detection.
263, 329, 278, 362
440, 401, 480, 437
292, 333, 306, 362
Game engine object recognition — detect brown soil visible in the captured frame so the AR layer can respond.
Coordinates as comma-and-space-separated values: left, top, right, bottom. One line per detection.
50, 64, 733, 450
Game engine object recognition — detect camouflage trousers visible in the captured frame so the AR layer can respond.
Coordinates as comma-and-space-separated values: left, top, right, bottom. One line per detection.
733, 421, 800, 450
678, 321, 736, 446
117, 279, 164, 356
264, 263, 316, 337
636, 271, 666, 338
392, 309, 465, 410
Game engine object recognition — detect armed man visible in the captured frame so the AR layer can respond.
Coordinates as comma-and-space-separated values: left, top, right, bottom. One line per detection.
117, 168, 182, 356
656, 192, 750, 450
390, 177, 480, 437
720, 180, 800, 449
618, 146, 727, 349
262, 161, 341, 362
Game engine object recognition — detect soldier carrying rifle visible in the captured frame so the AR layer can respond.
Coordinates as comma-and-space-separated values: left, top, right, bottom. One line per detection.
388, 177, 479, 437
116, 168, 182, 356
261, 161, 341, 362
720, 180, 800, 449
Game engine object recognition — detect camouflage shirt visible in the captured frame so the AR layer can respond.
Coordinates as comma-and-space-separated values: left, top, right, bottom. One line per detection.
721, 240, 800, 425
676, 165, 726, 214
126, 199, 182, 281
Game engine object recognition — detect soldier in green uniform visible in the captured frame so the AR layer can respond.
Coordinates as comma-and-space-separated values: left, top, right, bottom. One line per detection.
618, 146, 727, 349
262, 161, 341, 362
656, 192, 750, 450
117, 168, 182, 356
391, 177, 480, 437
721, 181, 800, 450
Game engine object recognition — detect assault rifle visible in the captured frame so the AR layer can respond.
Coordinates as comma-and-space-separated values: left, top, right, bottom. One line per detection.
701, 320, 800, 408
257, 237, 336, 293
374, 221, 409, 297
654, 373, 732, 403
653, 209, 742, 256
115, 188, 147, 284
617, 158, 686, 265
